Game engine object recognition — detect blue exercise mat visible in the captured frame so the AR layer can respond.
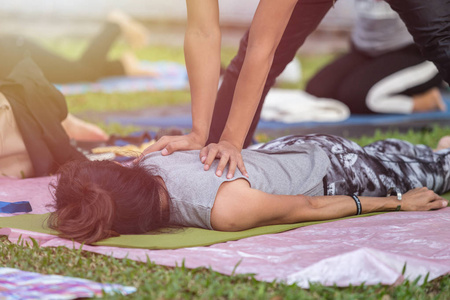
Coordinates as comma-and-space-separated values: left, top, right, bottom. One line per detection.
256, 97, 450, 130
106, 93, 450, 132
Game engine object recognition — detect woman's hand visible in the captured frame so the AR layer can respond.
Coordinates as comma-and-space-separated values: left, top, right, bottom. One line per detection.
400, 187, 448, 211
200, 140, 248, 179
140, 132, 206, 158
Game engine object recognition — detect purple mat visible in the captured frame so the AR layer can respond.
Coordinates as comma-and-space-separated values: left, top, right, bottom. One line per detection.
0, 267, 135, 299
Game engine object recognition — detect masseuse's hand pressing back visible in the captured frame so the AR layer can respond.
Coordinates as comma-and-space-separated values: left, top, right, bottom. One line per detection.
200, 140, 248, 179
140, 132, 205, 158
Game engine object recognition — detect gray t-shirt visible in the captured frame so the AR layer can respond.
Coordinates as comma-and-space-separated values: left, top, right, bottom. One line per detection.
351, 0, 414, 56
141, 144, 331, 229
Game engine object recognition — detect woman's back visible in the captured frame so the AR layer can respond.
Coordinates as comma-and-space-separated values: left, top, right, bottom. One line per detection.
140, 144, 331, 229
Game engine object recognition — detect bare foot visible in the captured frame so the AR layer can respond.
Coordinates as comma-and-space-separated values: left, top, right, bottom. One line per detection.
107, 10, 149, 49
120, 52, 158, 77
412, 87, 446, 112
435, 136, 450, 151
61, 114, 109, 142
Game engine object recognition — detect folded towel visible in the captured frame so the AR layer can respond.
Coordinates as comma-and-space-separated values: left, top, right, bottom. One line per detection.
261, 89, 350, 123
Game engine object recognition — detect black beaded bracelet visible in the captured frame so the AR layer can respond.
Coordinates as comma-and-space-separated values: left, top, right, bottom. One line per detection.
351, 194, 362, 215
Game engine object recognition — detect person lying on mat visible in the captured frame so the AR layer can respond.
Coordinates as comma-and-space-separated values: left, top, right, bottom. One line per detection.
49, 134, 450, 244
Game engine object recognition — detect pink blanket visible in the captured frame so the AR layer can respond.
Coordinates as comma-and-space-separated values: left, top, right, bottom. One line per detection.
1, 177, 449, 288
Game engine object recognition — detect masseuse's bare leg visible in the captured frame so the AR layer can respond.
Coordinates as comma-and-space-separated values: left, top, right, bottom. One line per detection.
412, 87, 446, 112
61, 114, 109, 142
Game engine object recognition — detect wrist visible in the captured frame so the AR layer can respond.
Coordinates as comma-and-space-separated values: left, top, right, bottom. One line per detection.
189, 130, 208, 146
387, 187, 402, 211
386, 196, 402, 211
219, 132, 244, 150
219, 138, 243, 151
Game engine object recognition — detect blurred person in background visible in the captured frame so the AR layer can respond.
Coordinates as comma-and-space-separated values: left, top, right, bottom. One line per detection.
0, 58, 88, 178
306, 0, 445, 115
0, 10, 153, 83
0, 10, 157, 143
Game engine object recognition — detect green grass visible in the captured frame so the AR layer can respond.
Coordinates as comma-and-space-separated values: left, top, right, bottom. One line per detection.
4, 39, 450, 299
66, 90, 191, 114
351, 125, 450, 148
256, 125, 450, 149
96, 122, 143, 136
2, 236, 450, 299
41, 37, 238, 68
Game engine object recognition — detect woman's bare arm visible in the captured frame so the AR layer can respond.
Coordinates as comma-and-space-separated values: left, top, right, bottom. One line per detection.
141, 0, 220, 157
184, 0, 221, 144
142, 0, 298, 177
211, 180, 448, 231
201, 0, 298, 179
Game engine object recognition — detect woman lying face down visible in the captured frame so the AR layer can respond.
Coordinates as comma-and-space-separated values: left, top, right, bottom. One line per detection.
48, 134, 450, 244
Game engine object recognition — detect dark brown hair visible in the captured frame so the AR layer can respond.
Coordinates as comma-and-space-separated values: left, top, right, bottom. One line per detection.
48, 160, 169, 244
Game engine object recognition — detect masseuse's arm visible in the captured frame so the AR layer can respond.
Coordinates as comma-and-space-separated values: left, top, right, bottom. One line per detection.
201, 0, 298, 179
211, 180, 448, 231
141, 0, 221, 156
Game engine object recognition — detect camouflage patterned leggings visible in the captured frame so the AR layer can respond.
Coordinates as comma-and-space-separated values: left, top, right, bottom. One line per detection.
259, 134, 450, 196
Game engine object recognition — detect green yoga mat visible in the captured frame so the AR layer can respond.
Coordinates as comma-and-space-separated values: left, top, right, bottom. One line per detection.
1, 192, 449, 250
0, 212, 383, 249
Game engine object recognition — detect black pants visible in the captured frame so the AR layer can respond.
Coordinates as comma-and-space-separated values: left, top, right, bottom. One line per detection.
0, 22, 124, 83
208, 0, 450, 147
386, 0, 450, 84
259, 134, 450, 197
305, 44, 442, 114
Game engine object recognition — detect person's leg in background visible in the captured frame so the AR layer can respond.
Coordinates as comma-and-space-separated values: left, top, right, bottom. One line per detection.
207, 0, 335, 148
39, 21, 138, 82
334, 45, 444, 114
0, 23, 121, 83
305, 44, 369, 101
61, 113, 109, 142
75, 22, 125, 81
0, 15, 152, 84
101, 12, 156, 78
106, 10, 149, 50
0, 35, 84, 82
385, 0, 450, 84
